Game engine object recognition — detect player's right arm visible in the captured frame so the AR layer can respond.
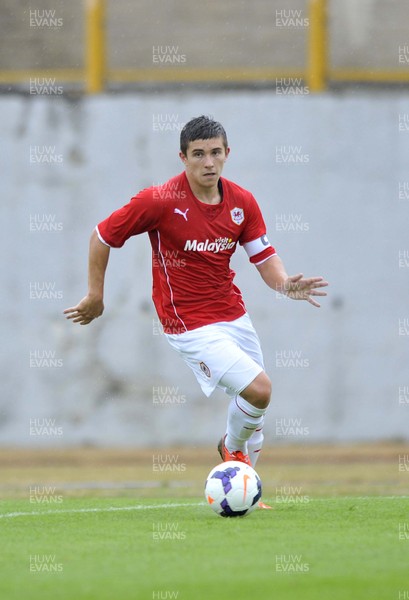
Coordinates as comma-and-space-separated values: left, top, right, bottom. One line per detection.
64, 229, 109, 325
64, 186, 162, 325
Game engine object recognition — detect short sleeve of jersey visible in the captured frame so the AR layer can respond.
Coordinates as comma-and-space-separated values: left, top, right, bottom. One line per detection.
238, 194, 276, 264
97, 188, 162, 248
239, 194, 269, 245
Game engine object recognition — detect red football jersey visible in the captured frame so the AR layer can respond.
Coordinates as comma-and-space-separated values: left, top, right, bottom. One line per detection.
97, 172, 276, 333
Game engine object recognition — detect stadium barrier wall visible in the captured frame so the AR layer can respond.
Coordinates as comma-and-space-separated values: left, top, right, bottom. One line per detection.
1, 0, 409, 91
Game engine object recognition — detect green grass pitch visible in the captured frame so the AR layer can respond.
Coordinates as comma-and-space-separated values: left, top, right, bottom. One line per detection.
0, 495, 407, 600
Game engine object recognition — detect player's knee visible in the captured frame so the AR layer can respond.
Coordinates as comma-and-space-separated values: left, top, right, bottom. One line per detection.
242, 372, 271, 409
256, 377, 271, 409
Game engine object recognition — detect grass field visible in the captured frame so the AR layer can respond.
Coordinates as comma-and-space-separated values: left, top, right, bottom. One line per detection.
0, 444, 408, 599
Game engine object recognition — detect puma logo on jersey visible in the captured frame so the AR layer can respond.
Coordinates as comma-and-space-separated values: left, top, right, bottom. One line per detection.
174, 208, 189, 221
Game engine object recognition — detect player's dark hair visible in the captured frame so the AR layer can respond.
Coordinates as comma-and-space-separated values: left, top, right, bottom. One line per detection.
180, 115, 228, 155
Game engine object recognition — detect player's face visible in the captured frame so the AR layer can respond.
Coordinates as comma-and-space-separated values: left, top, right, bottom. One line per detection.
179, 138, 230, 188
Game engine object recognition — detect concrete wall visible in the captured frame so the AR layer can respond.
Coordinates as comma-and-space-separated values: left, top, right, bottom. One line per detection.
1, 91, 408, 446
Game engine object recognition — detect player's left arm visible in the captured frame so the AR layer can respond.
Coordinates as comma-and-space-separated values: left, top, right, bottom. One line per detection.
256, 255, 328, 308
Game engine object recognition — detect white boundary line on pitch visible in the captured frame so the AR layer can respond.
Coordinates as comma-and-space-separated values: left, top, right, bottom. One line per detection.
0, 496, 407, 519
0, 502, 206, 520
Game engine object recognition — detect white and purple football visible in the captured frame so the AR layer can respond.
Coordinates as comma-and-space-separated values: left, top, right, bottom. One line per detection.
204, 461, 262, 517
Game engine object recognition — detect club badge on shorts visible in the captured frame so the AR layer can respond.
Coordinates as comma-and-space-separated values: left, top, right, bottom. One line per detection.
200, 361, 211, 378
230, 207, 244, 226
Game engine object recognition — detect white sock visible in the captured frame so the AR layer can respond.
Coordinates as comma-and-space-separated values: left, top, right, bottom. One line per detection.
225, 395, 267, 456
248, 418, 264, 467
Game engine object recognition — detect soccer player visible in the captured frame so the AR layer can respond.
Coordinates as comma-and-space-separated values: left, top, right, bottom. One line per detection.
64, 116, 328, 499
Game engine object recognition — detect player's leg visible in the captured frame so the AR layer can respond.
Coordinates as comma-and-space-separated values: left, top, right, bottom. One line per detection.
239, 371, 271, 466
220, 365, 273, 508
220, 369, 271, 464
247, 418, 264, 467
165, 316, 271, 465
219, 315, 271, 466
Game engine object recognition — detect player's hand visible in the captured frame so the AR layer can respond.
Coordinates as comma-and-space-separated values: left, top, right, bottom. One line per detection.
63, 295, 104, 325
282, 274, 328, 308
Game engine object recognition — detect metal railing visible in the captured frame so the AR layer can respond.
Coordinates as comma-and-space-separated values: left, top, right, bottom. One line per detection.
0, 0, 408, 94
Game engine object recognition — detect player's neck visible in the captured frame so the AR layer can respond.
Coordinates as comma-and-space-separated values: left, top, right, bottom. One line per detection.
186, 175, 222, 205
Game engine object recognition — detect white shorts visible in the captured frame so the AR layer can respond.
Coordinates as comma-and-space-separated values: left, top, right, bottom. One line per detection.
165, 313, 264, 397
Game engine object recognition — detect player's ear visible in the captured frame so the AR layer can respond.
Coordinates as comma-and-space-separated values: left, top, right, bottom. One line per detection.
179, 151, 187, 164
224, 147, 230, 160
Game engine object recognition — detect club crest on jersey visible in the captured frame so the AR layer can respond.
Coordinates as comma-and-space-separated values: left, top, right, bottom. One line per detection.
230, 207, 244, 225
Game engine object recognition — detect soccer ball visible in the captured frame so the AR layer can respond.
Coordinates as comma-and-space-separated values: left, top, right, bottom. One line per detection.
204, 461, 262, 517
